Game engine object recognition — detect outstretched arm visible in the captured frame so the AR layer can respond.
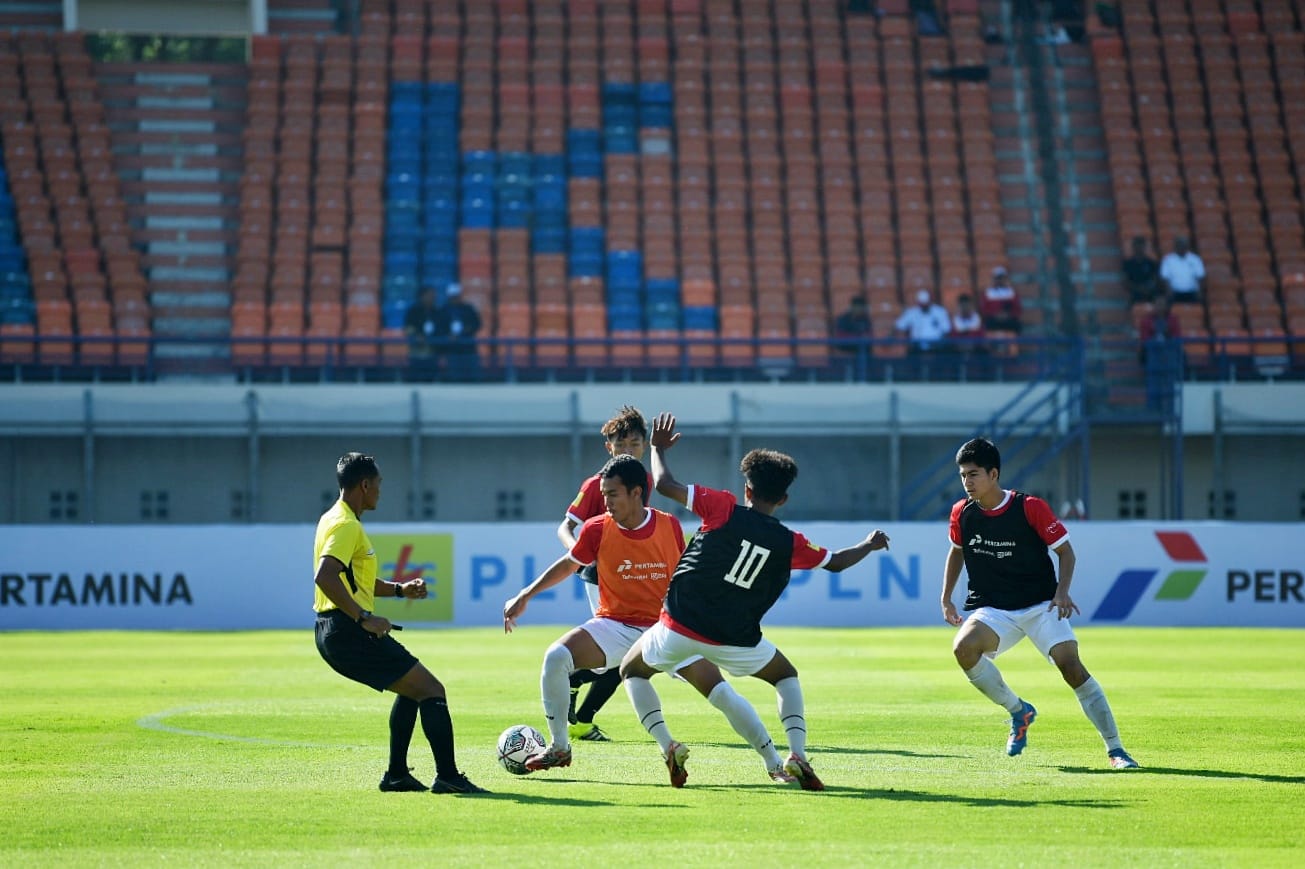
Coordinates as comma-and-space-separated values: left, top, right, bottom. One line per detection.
502, 553, 582, 633
825, 529, 890, 573
649, 411, 689, 507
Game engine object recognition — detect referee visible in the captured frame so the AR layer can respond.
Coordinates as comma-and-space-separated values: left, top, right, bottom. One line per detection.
313, 451, 486, 794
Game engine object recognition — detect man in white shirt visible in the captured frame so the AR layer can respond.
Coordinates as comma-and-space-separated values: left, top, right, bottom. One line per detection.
895, 288, 952, 353
1159, 237, 1205, 305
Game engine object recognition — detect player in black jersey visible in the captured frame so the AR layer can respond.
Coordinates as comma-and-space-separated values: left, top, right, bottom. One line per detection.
941, 437, 1139, 769
621, 412, 891, 789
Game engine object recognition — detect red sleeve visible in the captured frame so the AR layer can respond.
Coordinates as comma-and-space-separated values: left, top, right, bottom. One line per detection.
667, 513, 686, 556
569, 515, 606, 565
565, 475, 604, 524
948, 499, 966, 546
689, 484, 737, 532
1023, 496, 1068, 547
790, 531, 831, 570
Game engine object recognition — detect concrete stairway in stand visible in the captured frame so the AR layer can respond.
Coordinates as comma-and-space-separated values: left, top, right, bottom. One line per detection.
96, 60, 246, 374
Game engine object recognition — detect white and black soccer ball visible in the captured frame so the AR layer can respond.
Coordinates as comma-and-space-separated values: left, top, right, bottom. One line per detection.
496, 723, 546, 775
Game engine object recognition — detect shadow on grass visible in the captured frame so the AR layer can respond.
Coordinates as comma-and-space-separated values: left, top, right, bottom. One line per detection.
1056, 764, 1305, 785
462, 790, 613, 807
678, 741, 964, 760
684, 782, 1128, 807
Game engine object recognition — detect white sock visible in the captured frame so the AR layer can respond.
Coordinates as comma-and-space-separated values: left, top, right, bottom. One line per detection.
1074, 677, 1123, 751
708, 682, 783, 770
774, 676, 807, 760
625, 676, 674, 754
540, 643, 574, 750
965, 657, 1023, 714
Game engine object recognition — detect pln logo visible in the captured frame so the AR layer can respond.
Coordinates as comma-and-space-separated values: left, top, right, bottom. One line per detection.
370, 534, 455, 622
1092, 531, 1207, 621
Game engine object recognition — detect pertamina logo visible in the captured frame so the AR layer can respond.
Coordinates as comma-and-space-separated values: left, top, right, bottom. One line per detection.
370, 534, 455, 623
1091, 531, 1207, 621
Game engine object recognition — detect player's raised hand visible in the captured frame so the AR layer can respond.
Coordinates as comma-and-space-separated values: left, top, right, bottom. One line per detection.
866, 529, 890, 551
502, 592, 528, 633
650, 412, 681, 450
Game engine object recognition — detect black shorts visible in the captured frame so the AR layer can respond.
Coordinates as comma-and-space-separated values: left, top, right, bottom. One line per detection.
315, 609, 419, 691
579, 563, 599, 585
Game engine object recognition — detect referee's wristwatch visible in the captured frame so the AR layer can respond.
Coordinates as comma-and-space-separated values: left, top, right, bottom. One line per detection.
356, 609, 372, 624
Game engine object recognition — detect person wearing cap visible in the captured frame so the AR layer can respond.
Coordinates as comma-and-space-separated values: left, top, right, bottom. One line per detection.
1159, 237, 1205, 305
980, 267, 1023, 334
434, 282, 482, 381
894, 288, 952, 354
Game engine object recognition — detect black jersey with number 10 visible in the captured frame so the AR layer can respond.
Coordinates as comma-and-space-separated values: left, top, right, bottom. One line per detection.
664, 502, 797, 647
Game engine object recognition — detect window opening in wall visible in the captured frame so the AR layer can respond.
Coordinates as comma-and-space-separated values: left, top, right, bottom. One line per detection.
140, 490, 170, 521
1117, 489, 1147, 519
49, 490, 79, 521
496, 490, 524, 520
1207, 490, 1236, 519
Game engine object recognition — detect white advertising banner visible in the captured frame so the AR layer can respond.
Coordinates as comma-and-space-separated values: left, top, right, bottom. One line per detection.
1, 521, 1301, 631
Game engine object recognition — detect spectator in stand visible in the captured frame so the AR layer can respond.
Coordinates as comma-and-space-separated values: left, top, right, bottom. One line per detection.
950, 294, 986, 347
1122, 236, 1159, 303
1159, 236, 1205, 305
1138, 295, 1183, 412
832, 294, 872, 355
980, 266, 1023, 334
895, 288, 952, 354
403, 286, 441, 381
435, 283, 482, 381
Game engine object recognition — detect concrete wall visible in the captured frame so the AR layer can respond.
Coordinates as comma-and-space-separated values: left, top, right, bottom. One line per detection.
1, 382, 1301, 524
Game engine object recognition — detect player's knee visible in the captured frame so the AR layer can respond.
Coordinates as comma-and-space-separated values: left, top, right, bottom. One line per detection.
542, 642, 575, 677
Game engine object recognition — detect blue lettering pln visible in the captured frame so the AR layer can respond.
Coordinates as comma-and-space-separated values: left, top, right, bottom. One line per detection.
1092, 569, 1157, 621
469, 556, 506, 600
879, 554, 920, 599
830, 571, 860, 600
525, 554, 557, 601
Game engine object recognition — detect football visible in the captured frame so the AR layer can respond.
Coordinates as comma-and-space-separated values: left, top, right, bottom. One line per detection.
496, 723, 546, 775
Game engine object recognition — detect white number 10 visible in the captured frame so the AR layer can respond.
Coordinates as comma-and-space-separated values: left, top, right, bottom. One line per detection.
724, 541, 771, 589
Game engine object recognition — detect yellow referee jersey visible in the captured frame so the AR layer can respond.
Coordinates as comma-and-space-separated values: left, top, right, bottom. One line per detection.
312, 499, 378, 613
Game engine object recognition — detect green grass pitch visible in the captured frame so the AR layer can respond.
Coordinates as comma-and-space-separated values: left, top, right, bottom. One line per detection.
3, 626, 1303, 867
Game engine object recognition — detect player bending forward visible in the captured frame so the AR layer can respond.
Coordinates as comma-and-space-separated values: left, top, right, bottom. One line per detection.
621, 412, 891, 789
941, 437, 1140, 770
503, 453, 695, 772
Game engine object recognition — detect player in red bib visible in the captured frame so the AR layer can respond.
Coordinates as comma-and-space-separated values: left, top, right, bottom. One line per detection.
504, 453, 689, 772
556, 405, 654, 742
621, 412, 891, 789
942, 437, 1139, 769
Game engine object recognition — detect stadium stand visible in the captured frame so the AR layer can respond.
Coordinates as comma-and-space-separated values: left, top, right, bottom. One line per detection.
1088, 0, 1304, 375
1, 0, 1302, 387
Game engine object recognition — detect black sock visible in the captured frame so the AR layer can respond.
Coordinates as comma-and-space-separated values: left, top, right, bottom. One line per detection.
388, 695, 419, 776
577, 668, 623, 724
570, 669, 598, 689
418, 697, 457, 780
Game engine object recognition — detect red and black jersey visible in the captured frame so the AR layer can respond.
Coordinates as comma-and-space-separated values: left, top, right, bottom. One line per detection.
949, 490, 1069, 611
664, 484, 829, 647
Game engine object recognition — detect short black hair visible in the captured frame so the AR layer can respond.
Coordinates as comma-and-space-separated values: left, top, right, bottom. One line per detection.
601, 405, 647, 442
337, 452, 379, 490
740, 448, 798, 503
955, 437, 1001, 474
599, 453, 647, 500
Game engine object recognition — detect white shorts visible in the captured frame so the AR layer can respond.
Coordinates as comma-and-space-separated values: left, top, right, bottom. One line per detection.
640, 621, 778, 678
583, 581, 601, 618
968, 602, 1077, 663
578, 617, 649, 671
